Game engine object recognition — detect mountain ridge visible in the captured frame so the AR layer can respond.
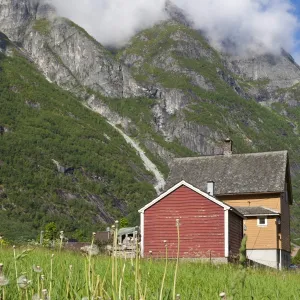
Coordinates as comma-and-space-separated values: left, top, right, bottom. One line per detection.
1, 0, 300, 240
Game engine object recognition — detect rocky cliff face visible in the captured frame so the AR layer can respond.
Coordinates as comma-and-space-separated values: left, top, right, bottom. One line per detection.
0, 0, 143, 98
1, 0, 300, 171
1, 0, 300, 237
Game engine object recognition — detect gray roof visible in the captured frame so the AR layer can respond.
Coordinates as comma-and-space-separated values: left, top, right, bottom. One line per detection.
234, 206, 280, 216
167, 151, 289, 195
118, 227, 137, 236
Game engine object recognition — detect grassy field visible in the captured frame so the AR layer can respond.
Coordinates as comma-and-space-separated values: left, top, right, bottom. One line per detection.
0, 244, 299, 299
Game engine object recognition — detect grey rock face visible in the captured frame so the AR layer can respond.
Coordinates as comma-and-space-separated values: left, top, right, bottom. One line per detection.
223, 51, 300, 103
0, 0, 35, 43
0, 0, 144, 98
165, 0, 193, 27
225, 51, 300, 87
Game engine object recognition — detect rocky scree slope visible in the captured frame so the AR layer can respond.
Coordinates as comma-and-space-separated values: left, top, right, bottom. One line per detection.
1, 0, 300, 238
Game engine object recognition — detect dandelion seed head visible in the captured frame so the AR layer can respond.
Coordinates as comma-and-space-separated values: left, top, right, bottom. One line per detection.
33, 265, 43, 273
0, 275, 9, 286
17, 275, 31, 289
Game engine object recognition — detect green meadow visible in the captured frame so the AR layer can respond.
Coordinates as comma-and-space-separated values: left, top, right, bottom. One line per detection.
0, 245, 299, 299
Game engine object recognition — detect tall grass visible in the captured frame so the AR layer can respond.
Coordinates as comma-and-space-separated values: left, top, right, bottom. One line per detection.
0, 244, 299, 299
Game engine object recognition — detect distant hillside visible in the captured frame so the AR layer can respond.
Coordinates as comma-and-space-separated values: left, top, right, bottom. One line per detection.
0, 42, 155, 241
1, 0, 300, 241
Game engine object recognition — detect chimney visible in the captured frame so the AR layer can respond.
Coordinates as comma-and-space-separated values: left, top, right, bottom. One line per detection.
223, 138, 233, 156
207, 181, 215, 196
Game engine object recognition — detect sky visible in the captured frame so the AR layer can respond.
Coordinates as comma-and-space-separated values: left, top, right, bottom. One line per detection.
47, 0, 300, 63
291, 0, 300, 62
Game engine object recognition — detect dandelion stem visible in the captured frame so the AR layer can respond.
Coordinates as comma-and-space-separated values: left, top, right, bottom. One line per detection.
173, 219, 180, 300
159, 242, 168, 300
13, 246, 19, 291
49, 254, 54, 299
134, 238, 139, 300
118, 262, 126, 299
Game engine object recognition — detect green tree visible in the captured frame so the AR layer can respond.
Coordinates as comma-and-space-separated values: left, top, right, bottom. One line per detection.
239, 235, 247, 267
292, 249, 300, 264
44, 222, 58, 241
120, 218, 129, 228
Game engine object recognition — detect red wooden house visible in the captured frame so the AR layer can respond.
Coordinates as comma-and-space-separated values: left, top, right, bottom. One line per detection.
139, 181, 244, 261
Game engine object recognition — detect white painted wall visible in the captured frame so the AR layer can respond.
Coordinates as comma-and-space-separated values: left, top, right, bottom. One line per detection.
247, 249, 278, 269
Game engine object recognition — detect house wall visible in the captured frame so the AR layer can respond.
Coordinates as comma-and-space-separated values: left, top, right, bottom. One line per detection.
228, 211, 243, 257
246, 249, 278, 269
220, 193, 291, 252
220, 193, 281, 211
244, 217, 278, 249
280, 250, 291, 269
143, 186, 225, 258
280, 191, 291, 252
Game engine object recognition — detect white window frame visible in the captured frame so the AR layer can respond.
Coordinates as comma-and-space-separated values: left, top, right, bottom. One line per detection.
257, 217, 268, 227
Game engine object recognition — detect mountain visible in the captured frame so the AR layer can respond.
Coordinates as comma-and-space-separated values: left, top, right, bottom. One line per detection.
1, 0, 300, 241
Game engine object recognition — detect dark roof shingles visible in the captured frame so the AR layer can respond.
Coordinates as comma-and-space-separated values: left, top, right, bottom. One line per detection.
234, 206, 280, 216
167, 151, 288, 195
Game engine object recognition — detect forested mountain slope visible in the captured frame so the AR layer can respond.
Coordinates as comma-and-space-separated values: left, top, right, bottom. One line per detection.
0, 37, 155, 240
1, 0, 300, 241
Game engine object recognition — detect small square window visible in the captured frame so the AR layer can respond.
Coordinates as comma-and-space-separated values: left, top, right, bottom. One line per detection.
257, 217, 267, 226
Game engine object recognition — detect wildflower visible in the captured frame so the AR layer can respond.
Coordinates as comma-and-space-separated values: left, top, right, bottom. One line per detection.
149, 250, 153, 255
42, 289, 49, 300
219, 292, 226, 299
0, 275, 9, 286
92, 232, 96, 236
59, 231, 64, 239
176, 294, 181, 300
0, 263, 9, 286
17, 275, 31, 289
176, 219, 180, 227
33, 265, 43, 273
41, 274, 45, 281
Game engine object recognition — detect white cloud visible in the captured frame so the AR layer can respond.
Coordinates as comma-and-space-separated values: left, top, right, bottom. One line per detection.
47, 0, 167, 47
47, 0, 299, 56
175, 0, 299, 56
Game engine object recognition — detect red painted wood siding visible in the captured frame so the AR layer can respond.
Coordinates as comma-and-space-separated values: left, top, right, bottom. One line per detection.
144, 186, 225, 258
228, 211, 243, 257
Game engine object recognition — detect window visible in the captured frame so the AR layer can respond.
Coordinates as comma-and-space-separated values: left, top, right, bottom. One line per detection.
257, 217, 267, 226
